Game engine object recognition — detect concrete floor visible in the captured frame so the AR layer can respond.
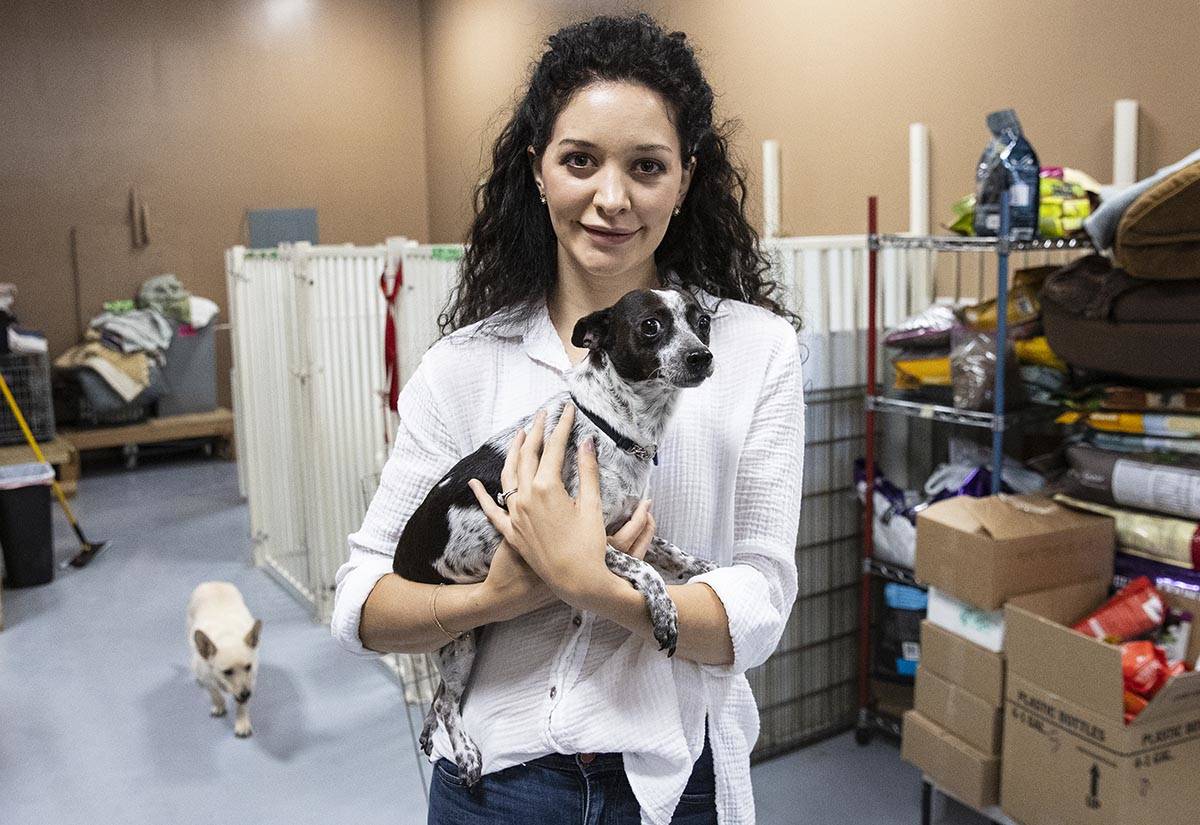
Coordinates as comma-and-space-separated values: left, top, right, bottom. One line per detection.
0, 454, 990, 824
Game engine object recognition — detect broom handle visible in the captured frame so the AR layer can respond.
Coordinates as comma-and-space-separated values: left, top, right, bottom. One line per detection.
0, 370, 80, 527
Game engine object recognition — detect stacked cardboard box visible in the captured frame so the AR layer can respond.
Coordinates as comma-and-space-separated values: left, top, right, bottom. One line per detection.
1002, 580, 1200, 823
901, 495, 1114, 810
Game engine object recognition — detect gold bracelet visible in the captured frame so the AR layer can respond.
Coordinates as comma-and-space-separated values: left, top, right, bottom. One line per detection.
430, 584, 463, 643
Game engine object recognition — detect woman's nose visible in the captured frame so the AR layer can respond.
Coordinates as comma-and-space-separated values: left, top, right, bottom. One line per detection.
592, 165, 630, 215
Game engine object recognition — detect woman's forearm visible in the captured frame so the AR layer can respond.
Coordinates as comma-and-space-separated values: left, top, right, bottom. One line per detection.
359, 574, 503, 655
571, 573, 735, 667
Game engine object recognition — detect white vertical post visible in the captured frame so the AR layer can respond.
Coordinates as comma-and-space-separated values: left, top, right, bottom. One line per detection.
908, 122, 930, 236
762, 139, 781, 239
1113, 99, 1139, 187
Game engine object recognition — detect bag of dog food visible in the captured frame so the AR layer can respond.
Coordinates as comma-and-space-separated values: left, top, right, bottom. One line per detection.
974, 109, 1040, 240
1072, 576, 1165, 643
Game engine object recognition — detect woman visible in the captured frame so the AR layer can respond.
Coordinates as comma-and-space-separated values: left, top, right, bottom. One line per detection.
333, 14, 805, 825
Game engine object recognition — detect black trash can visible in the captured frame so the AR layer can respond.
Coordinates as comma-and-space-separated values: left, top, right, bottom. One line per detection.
0, 462, 55, 588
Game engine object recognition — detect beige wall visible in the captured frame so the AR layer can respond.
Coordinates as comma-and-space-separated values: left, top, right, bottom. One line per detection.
5, 1, 1199, 411
1, 0, 430, 407
420, 0, 1200, 242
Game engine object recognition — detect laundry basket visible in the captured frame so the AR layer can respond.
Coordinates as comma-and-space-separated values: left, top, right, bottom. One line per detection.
361, 472, 440, 798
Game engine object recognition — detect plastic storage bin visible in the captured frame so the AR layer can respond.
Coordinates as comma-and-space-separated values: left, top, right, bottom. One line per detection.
159, 322, 217, 417
0, 462, 55, 587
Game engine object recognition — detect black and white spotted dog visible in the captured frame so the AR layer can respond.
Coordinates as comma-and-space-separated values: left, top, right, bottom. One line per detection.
392, 287, 719, 787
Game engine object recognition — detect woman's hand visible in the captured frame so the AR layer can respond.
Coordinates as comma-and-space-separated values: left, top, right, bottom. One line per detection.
480, 538, 559, 622
607, 498, 655, 561
468, 404, 613, 609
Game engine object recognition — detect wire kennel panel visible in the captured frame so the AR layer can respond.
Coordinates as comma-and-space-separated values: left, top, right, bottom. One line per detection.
226, 246, 315, 609
302, 244, 393, 620
748, 237, 931, 760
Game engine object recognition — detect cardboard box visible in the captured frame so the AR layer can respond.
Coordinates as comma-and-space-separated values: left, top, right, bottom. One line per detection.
902, 710, 1000, 809
927, 587, 1006, 652
920, 620, 1006, 707
916, 666, 1004, 754
1001, 578, 1200, 824
916, 494, 1115, 610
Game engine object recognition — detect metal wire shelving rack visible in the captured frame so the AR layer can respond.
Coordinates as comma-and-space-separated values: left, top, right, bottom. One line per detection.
856, 194, 1093, 821
855, 194, 1093, 742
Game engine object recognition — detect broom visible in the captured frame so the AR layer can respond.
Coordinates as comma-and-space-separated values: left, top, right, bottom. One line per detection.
0, 370, 108, 568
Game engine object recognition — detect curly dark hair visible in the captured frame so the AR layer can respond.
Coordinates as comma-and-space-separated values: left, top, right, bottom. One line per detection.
439, 12, 798, 336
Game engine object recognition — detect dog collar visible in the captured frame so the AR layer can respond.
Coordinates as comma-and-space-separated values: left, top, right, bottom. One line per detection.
569, 395, 658, 465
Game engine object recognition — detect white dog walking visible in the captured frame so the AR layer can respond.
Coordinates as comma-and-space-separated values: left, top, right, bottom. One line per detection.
187, 582, 262, 738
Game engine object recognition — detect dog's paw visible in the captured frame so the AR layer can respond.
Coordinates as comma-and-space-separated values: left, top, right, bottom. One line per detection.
419, 711, 437, 756
210, 705, 227, 718
235, 722, 253, 738
457, 741, 483, 788
651, 603, 679, 658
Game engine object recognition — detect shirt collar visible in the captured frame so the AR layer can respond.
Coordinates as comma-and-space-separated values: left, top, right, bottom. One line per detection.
522, 301, 573, 373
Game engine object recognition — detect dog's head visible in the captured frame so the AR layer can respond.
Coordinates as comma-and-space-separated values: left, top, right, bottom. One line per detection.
571, 288, 713, 388
194, 619, 262, 704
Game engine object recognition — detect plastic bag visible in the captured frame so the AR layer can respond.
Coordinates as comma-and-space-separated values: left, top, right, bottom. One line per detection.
974, 109, 1040, 240
950, 327, 1024, 412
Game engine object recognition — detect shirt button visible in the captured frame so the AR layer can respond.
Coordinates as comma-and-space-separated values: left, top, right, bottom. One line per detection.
572, 614, 582, 627
549, 686, 557, 699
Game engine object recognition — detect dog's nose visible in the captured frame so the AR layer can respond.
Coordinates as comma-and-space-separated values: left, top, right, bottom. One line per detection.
686, 349, 712, 372
237, 691, 251, 703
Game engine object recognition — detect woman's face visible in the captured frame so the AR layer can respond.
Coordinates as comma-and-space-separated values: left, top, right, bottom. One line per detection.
532, 81, 692, 286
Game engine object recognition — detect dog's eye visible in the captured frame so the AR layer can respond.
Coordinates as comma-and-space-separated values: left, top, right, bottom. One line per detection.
640, 318, 661, 337
697, 315, 710, 330
245, 664, 253, 671
223, 668, 235, 677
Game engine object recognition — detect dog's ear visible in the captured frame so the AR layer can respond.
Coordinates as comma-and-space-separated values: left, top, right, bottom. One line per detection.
245, 619, 263, 649
571, 308, 612, 351
194, 629, 217, 660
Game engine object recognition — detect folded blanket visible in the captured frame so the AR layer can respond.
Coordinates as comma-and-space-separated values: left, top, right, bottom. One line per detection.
138, 274, 191, 324
89, 308, 172, 355
55, 342, 151, 402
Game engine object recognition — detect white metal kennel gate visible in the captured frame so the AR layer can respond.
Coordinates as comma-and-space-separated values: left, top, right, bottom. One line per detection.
226, 234, 932, 760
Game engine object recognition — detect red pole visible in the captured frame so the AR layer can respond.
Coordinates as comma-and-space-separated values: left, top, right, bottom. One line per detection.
859, 196, 879, 715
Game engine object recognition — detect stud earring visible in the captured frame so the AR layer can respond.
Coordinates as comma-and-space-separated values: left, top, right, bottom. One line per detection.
672, 206, 681, 216
539, 192, 547, 204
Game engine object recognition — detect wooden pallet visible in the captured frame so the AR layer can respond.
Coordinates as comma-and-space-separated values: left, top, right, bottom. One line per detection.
0, 435, 79, 497
59, 408, 236, 466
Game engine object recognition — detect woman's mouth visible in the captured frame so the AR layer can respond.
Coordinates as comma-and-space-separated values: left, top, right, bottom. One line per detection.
581, 224, 640, 246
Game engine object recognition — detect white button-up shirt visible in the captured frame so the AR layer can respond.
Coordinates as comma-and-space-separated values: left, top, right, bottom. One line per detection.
332, 293, 805, 825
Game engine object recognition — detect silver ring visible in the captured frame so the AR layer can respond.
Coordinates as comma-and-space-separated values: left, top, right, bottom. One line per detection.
496, 488, 518, 509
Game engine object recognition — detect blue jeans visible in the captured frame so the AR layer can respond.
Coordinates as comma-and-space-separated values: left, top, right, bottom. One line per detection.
428, 735, 717, 825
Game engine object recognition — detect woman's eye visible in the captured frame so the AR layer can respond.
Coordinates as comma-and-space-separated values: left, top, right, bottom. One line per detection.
640, 318, 662, 337
564, 153, 592, 168
636, 159, 665, 175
